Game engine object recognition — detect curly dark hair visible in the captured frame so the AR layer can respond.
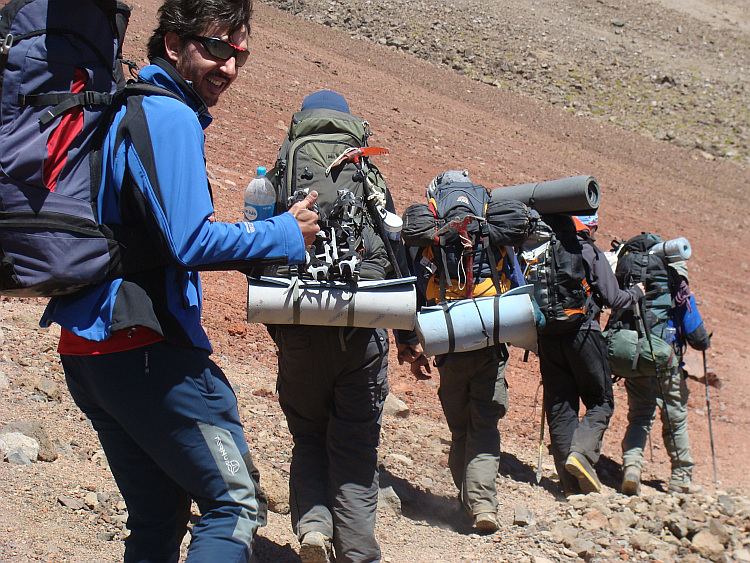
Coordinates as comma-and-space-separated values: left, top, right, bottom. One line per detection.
147, 0, 253, 61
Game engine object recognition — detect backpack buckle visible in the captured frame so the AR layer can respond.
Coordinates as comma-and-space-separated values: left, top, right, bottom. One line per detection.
84, 90, 98, 107
0, 33, 13, 56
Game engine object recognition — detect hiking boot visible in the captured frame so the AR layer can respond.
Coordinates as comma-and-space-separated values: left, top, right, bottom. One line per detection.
299, 531, 333, 563
668, 481, 703, 495
474, 512, 499, 534
621, 466, 641, 496
564, 452, 602, 494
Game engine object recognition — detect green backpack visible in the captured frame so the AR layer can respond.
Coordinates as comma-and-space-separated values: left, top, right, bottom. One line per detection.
604, 327, 679, 379
267, 108, 392, 281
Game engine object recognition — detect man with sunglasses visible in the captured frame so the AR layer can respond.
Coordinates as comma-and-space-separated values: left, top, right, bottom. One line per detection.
41, 1, 319, 562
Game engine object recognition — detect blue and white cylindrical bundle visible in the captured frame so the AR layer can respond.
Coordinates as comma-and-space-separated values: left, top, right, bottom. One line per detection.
649, 237, 691, 262
416, 288, 538, 357
247, 276, 417, 330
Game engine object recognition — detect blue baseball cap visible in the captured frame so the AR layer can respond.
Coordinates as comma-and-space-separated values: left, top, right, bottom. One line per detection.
301, 90, 350, 114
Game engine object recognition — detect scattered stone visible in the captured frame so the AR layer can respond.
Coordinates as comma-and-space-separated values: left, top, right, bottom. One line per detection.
717, 494, 736, 516
7, 449, 32, 466
58, 495, 85, 510
630, 530, 662, 553
384, 393, 410, 418
378, 485, 402, 517
385, 453, 414, 467
549, 521, 578, 544
690, 529, 725, 558
1, 431, 39, 461
513, 505, 535, 527
0, 420, 57, 462
256, 461, 290, 515
568, 538, 596, 560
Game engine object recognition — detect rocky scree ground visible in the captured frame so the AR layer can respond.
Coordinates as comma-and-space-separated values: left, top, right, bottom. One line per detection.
1, 0, 750, 561
266, 0, 750, 166
2, 300, 750, 563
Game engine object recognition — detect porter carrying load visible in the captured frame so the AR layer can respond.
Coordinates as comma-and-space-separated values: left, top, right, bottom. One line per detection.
247, 91, 416, 329
402, 170, 540, 355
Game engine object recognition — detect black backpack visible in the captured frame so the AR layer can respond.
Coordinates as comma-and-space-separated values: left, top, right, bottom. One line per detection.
402, 171, 536, 304
0, 0, 175, 296
266, 107, 393, 281
522, 214, 594, 334
607, 232, 678, 339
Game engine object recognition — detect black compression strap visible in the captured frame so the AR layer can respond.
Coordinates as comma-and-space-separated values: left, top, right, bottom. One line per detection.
441, 301, 456, 354
493, 294, 501, 346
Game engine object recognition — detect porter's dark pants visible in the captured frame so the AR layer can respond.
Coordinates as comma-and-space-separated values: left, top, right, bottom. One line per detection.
538, 327, 614, 492
273, 324, 388, 563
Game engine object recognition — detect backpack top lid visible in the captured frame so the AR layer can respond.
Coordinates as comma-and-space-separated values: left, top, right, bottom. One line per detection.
301, 90, 350, 114
426, 170, 472, 199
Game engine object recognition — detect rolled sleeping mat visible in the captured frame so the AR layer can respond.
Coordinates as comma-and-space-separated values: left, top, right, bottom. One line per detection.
490, 175, 600, 216
247, 276, 417, 330
649, 237, 691, 262
416, 285, 539, 357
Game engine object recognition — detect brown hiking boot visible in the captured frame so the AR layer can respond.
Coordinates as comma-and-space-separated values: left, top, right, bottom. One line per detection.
564, 452, 602, 494
299, 531, 333, 563
474, 512, 499, 534
621, 466, 641, 496
668, 481, 703, 494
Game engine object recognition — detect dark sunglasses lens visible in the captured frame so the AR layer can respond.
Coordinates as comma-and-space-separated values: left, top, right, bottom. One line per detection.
204, 38, 248, 67
204, 38, 234, 60
234, 50, 249, 67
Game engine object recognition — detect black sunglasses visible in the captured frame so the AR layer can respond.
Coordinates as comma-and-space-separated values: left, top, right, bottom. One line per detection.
185, 35, 249, 67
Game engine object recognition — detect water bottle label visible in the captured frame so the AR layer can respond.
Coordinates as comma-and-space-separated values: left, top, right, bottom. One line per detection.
245, 203, 275, 222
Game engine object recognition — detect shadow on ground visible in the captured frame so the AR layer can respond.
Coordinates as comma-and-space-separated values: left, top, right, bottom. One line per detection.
253, 534, 301, 563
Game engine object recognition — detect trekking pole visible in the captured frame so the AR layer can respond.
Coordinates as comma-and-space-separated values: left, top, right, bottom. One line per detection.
702, 349, 719, 489
648, 430, 654, 463
536, 397, 546, 484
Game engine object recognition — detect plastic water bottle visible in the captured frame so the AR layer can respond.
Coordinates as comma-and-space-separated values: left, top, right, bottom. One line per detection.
244, 166, 275, 222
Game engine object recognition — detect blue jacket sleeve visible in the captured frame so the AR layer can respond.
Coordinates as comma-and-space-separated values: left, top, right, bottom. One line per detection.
112, 96, 306, 268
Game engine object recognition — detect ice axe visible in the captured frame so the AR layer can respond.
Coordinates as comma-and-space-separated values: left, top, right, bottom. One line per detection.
327, 146, 402, 277
702, 347, 719, 489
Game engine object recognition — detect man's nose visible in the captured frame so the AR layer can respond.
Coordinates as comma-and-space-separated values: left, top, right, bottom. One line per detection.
220, 55, 239, 78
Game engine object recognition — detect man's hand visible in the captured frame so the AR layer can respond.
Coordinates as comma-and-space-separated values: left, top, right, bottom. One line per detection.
289, 190, 319, 249
635, 281, 645, 297
397, 343, 432, 380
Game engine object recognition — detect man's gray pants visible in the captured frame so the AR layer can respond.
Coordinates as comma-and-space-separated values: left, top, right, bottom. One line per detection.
621, 367, 695, 485
436, 346, 509, 517
274, 324, 388, 563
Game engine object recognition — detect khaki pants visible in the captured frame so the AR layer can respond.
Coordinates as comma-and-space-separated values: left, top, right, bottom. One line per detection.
621, 367, 695, 485
437, 345, 509, 516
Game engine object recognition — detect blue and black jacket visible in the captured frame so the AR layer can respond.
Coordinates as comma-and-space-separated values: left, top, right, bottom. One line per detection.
41, 60, 307, 351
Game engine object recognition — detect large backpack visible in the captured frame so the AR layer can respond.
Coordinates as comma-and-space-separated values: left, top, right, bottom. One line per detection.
401, 171, 536, 304
522, 214, 595, 334
608, 233, 679, 339
266, 107, 393, 281
603, 232, 682, 378
0, 0, 173, 297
